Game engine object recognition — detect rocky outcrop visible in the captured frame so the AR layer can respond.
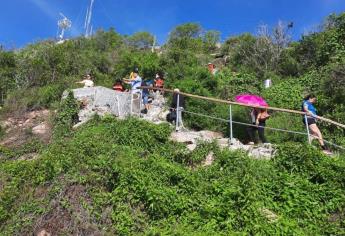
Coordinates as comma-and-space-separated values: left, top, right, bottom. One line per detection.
169, 130, 275, 160
63, 87, 141, 128
140, 92, 169, 124
229, 139, 275, 160
170, 130, 223, 151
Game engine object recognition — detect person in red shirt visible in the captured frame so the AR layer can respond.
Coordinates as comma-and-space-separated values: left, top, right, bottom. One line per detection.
154, 73, 164, 94
112, 80, 124, 92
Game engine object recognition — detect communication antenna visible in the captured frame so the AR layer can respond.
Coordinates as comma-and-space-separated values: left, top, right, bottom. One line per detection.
151, 35, 156, 53
57, 13, 72, 42
84, 0, 95, 37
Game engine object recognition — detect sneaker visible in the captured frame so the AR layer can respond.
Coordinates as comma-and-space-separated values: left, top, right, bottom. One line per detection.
322, 149, 333, 155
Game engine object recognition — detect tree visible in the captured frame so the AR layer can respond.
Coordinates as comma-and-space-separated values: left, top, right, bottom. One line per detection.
203, 30, 221, 53
0, 50, 16, 103
222, 21, 293, 77
126, 32, 154, 49
221, 33, 256, 71
168, 23, 202, 41
167, 23, 204, 52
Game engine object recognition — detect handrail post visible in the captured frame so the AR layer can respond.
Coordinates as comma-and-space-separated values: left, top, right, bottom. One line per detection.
176, 93, 180, 131
305, 115, 311, 144
229, 105, 233, 145
138, 92, 142, 117
130, 93, 133, 116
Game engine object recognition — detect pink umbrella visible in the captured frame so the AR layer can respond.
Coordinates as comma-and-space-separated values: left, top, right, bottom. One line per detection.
235, 94, 268, 107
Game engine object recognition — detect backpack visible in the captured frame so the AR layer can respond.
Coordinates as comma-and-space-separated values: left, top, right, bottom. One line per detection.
259, 110, 270, 121
166, 110, 177, 122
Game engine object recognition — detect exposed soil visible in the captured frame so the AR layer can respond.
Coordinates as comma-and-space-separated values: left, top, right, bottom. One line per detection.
0, 109, 52, 148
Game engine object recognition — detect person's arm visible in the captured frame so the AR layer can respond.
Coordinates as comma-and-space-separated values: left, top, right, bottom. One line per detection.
76, 80, 84, 84
255, 113, 260, 126
122, 78, 131, 84
303, 104, 314, 117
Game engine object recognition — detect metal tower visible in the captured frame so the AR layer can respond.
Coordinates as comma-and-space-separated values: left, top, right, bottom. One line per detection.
57, 13, 72, 42
84, 0, 95, 37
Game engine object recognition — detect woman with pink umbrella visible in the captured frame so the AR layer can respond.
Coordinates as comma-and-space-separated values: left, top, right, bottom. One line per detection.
235, 94, 270, 144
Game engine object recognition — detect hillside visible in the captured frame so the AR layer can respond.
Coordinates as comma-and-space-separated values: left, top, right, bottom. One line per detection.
0, 13, 345, 235
1, 116, 345, 235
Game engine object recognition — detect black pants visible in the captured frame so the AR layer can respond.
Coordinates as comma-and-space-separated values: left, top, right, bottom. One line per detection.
247, 122, 267, 143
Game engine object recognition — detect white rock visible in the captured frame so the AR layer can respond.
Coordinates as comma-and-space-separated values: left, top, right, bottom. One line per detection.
32, 123, 49, 135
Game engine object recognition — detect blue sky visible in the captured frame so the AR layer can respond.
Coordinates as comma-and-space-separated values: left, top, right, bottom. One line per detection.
1, 0, 344, 48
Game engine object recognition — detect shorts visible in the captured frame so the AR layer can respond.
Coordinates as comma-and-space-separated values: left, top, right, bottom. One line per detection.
143, 95, 149, 105
303, 117, 316, 126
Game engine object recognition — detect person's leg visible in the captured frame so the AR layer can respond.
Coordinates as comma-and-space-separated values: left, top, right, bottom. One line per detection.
258, 122, 267, 143
309, 123, 325, 147
142, 96, 148, 114
145, 96, 150, 111
247, 125, 256, 143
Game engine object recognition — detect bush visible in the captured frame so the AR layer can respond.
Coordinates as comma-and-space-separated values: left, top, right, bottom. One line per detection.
53, 91, 79, 138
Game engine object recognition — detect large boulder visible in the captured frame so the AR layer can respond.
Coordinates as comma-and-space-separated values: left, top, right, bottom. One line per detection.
63, 87, 141, 127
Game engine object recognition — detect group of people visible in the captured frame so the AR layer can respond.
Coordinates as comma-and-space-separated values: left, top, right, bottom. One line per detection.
75, 73, 330, 153
76, 69, 165, 115
247, 94, 331, 154
122, 68, 165, 114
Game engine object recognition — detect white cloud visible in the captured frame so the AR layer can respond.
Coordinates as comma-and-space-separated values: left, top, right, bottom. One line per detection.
29, 0, 57, 19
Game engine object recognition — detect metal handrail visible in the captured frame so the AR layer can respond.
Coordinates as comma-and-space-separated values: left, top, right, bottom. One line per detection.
138, 87, 345, 151
139, 86, 345, 129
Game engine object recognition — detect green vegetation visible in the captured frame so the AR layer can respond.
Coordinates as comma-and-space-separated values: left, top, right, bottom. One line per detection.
0, 115, 345, 235
0, 12, 345, 235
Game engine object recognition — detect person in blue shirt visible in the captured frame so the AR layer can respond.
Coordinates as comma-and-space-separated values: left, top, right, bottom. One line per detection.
302, 94, 330, 153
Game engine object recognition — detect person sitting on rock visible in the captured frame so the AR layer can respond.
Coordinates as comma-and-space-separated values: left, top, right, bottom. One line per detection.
76, 74, 94, 88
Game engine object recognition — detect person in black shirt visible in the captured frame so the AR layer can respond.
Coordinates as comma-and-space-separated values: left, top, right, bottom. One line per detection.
171, 88, 185, 109
168, 89, 185, 130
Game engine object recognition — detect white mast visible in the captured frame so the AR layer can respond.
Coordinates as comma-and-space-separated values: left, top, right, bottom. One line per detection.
84, 0, 95, 37
151, 35, 156, 53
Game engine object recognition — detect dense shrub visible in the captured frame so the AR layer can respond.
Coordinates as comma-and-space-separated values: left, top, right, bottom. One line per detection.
0, 118, 344, 235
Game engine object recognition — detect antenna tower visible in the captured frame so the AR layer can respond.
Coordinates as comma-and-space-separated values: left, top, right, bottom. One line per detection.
84, 0, 95, 37
57, 13, 72, 42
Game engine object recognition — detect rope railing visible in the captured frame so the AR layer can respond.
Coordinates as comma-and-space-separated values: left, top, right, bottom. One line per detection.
139, 86, 345, 129
138, 87, 345, 152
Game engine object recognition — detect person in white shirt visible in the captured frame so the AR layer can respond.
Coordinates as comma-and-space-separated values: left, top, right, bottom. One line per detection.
76, 74, 94, 88
123, 68, 142, 94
